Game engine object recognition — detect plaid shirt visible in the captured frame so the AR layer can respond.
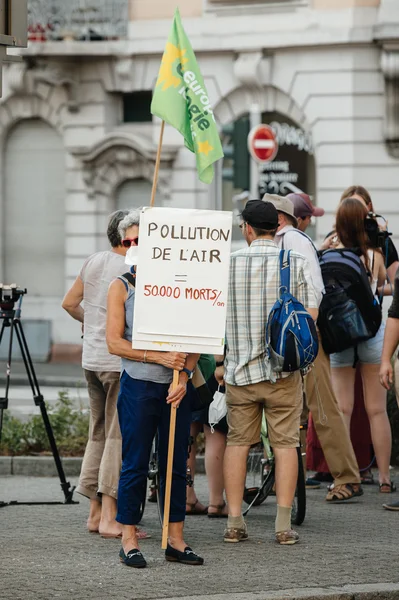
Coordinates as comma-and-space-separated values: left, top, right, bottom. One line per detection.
225, 239, 318, 386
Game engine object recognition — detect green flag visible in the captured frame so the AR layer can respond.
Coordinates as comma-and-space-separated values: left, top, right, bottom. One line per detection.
151, 8, 223, 184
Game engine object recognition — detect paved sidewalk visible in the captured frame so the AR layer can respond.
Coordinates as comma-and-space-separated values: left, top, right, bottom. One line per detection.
0, 473, 398, 600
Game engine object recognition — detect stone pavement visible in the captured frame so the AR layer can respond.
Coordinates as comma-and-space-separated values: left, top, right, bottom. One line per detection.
0, 473, 398, 600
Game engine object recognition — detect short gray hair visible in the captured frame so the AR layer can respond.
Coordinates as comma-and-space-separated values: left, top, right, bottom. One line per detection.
118, 208, 141, 241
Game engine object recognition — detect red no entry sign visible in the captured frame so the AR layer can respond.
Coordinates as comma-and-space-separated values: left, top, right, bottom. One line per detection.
247, 124, 279, 163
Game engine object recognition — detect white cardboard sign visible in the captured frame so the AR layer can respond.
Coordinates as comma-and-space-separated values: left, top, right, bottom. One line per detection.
132, 207, 233, 354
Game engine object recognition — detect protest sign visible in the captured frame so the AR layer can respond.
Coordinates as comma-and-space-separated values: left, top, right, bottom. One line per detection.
132, 206, 232, 354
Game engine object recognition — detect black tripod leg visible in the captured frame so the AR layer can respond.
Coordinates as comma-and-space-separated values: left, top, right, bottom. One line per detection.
13, 319, 76, 504
0, 319, 13, 443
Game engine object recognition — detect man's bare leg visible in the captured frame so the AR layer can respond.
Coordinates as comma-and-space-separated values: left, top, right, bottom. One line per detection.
274, 447, 299, 544
224, 445, 250, 517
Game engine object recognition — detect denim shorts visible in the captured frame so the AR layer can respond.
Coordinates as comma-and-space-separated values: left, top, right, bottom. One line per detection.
330, 323, 385, 368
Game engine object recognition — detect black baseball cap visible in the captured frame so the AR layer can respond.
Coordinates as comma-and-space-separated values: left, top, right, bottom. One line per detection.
241, 199, 278, 230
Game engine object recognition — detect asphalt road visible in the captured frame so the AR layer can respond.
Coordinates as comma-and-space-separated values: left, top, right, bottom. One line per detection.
0, 473, 398, 600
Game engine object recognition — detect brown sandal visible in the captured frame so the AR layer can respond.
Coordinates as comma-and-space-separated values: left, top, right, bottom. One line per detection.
379, 481, 396, 493
185, 499, 208, 515
325, 483, 363, 503
207, 502, 228, 518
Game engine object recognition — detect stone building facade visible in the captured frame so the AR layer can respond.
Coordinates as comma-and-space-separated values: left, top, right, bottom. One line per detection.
0, 0, 398, 347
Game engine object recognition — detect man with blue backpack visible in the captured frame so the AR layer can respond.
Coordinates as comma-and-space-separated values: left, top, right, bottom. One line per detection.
268, 193, 362, 503
223, 199, 318, 546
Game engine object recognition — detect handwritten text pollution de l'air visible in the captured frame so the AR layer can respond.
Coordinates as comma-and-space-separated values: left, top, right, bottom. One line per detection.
148, 223, 231, 263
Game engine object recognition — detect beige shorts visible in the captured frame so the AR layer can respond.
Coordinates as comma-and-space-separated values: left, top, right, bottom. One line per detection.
226, 372, 303, 449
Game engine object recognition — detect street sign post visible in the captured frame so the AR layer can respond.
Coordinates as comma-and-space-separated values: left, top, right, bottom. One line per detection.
247, 124, 279, 164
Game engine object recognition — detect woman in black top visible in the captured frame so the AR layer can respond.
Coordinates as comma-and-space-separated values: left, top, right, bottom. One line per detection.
322, 185, 399, 290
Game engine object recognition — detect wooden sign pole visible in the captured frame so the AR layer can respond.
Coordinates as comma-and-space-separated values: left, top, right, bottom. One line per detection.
149, 120, 179, 549
161, 369, 179, 549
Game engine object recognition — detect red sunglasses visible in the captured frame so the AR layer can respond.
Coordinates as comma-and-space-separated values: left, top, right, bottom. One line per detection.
122, 237, 139, 248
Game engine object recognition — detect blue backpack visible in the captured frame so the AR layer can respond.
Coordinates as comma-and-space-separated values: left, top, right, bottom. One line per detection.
266, 250, 319, 373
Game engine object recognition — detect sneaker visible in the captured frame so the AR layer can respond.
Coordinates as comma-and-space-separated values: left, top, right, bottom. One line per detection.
223, 522, 248, 543
305, 478, 321, 489
275, 529, 299, 545
382, 500, 399, 511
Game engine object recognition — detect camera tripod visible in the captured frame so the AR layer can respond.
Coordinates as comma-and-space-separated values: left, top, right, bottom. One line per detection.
0, 295, 77, 507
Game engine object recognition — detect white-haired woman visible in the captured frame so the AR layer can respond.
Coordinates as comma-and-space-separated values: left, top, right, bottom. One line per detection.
106, 209, 204, 569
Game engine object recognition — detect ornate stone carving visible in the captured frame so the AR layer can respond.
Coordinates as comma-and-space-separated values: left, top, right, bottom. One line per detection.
32, 62, 80, 112
73, 132, 177, 199
233, 51, 271, 89
6, 60, 80, 112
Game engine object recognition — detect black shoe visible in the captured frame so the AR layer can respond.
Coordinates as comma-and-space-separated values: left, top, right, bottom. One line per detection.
119, 547, 147, 568
165, 544, 204, 566
312, 472, 334, 483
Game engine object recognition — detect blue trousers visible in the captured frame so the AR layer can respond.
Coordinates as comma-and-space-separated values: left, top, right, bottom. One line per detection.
116, 371, 191, 525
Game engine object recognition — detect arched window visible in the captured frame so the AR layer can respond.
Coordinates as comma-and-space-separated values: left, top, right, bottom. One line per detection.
4, 119, 65, 296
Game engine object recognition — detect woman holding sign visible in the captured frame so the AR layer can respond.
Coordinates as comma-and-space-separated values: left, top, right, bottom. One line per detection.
106, 209, 204, 569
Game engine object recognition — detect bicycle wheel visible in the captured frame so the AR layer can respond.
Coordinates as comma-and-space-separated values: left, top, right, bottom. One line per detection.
292, 446, 306, 526
243, 443, 275, 507
148, 434, 163, 527
137, 480, 146, 524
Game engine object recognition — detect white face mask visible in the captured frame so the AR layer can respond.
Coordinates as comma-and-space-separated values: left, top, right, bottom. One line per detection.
125, 245, 139, 266
208, 387, 227, 433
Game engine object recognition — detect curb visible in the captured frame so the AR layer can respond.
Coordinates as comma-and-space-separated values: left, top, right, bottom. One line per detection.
156, 583, 399, 600
0, 376, 86, 388
0, 455, 206, 477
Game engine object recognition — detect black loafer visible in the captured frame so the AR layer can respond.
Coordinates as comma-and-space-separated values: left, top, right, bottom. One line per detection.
119, 547, 147, 568
165, 544, 204, 566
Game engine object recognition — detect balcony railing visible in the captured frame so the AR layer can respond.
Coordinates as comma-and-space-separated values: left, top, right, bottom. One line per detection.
28, 0, 129, 41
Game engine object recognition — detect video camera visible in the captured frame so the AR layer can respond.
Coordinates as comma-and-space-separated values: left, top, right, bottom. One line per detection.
364, 212, 391, 251
0, 284, 27, 311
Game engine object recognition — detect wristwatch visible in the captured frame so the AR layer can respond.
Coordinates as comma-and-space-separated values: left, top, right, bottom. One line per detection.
181, 367, 194, 380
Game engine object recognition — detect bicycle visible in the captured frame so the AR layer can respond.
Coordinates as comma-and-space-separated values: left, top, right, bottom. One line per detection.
146, 433, 194, 526
242, 412, 306, 525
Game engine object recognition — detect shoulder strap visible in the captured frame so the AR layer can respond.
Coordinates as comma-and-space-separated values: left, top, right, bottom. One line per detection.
123, 271, 136, 287
281, 228, 318, 253
279, 249, 291, 293
117, 271, 135, 292
117, 275, 129, 292
293, 228, 318, 253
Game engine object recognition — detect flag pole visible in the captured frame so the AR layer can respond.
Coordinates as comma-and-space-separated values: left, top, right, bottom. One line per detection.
150, 120, 165, 208
149, 119, 179, 549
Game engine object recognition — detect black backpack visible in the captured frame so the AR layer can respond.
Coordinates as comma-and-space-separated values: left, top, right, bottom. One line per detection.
317, 249, 382, 355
